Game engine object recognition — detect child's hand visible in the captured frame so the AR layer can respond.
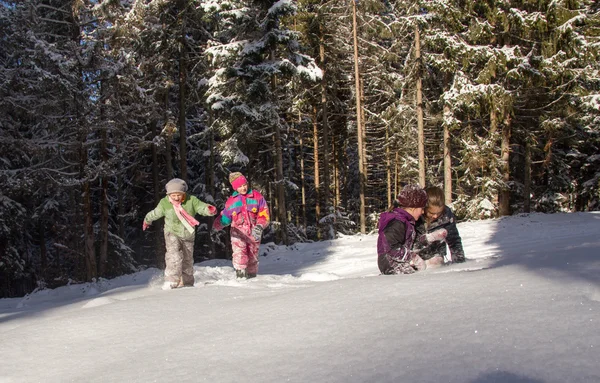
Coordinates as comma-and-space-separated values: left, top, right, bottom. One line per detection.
424, 229, 447, 243
143, 221, 150, 231
252, 225, 264, 241
207, 205, 217, 216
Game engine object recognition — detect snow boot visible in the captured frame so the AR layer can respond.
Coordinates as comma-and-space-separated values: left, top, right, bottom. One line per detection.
235, 269, 248, 279
162, 281, 179, 290
247, 272, 257, 279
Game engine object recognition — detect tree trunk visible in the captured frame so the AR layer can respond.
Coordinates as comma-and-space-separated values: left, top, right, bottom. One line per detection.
360, 76, 368, 179
81, 157, 97, 281
312, 105, 321, 238
164, 90, 173, 181
490, 107, 498, 207
99, 122, 109, 277
73, 4, 96, 282
499, 116, 511, 216
99, 79, 108, 276
152, 119, 164, 269
299, 112, 307, 231
274, 124, 288, 245
415, 25, 425, 187
207, 109, 216, 258
39, 219, 47, 281
443, 105, 452, 205
352, 0, 366, 233
386, 125, 392, 208
394, 151, 399, 198
320, 27, 331, 214
524, 140, 531, 213
333, 137, 341, 209
178, 18, 188, 181
271, 60, 288, 245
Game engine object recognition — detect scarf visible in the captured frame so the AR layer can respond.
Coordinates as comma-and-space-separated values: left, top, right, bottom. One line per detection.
169, 195, 199, 234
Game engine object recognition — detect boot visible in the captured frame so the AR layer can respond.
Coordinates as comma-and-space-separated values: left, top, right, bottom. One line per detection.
235, 269, 247, 279
247, 272, 257, 279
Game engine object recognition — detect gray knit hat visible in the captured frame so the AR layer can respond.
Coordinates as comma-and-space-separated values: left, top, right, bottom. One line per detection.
165, 178, 188, 194
397, 184, 427, 208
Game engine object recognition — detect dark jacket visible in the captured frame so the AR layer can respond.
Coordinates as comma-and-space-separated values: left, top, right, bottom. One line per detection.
414, 206, 465, 263
377, 208, 417, 274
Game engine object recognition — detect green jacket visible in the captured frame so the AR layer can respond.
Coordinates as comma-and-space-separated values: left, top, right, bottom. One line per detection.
144, 195, 213, 241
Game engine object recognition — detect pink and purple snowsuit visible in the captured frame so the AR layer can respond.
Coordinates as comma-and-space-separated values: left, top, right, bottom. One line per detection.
213, 189, 270, 275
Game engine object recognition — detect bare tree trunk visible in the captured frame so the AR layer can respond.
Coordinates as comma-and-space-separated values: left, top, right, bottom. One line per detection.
352, 0, 366, 233
152, 120, 161, 205
394, 152, 399, 198
81, 154, 97, 281
333, 137, 341, 209
99, 120, 109, 276
39, 219, 47, 281
271, 60, 288, 245
524, 140, 531, 213
299, 112, 307, 231
499, 116, 511, 216
312, 105, 321, 239
443, 105, 452, 205
207, 110, 216, 258
386, 125, 392, 208
415, 25, 425, 187
99, 79, 108, 276
490, 108, 498, 207
178, 19, 188, 181
274, 122, 288, 245
319, 28, 331, 214
359, 77, 368, 180
152, 119, 164, 269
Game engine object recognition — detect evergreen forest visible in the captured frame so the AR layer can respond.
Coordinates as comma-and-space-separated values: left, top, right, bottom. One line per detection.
1, 0, 599, 297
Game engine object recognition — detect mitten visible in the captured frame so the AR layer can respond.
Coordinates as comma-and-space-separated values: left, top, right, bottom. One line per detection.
212, 218, 224, 232
424, 229, 447, 243
207, 205, 217, 216
142, 221, 150, 231
251, 225, 264, 241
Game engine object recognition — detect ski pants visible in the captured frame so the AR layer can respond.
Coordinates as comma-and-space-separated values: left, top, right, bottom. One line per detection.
231, 236, 260, 275
164, 231, 195, 286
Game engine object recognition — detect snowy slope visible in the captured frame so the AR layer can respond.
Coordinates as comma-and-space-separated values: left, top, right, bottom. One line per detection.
0, 212, 599, 383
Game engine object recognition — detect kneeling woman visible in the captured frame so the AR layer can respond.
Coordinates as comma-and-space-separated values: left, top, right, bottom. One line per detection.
377, 184, 428, 275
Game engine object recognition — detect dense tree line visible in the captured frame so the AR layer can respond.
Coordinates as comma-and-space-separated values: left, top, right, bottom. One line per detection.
1, 0, 598, 297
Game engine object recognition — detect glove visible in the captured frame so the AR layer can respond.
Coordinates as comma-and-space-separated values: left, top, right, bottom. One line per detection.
207, 205, 217, 216
251, 225, 264, 242
142, 221, 150, 231
424, 229, 447, 243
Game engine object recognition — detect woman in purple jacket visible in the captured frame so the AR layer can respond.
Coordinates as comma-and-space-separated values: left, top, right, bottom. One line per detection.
377, 184, 430, 275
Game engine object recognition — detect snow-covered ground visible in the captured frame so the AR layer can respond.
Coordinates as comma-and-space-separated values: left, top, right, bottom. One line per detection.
1, 212, 599, 383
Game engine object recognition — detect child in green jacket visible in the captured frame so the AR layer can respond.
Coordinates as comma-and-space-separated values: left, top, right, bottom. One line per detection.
144, 178, 217, 289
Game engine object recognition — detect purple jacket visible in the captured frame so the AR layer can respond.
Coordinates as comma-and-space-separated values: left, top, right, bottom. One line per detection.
377, 208, 416, 260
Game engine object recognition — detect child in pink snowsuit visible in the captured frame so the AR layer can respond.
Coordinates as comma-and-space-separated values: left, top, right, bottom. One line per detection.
212, 172, 270, 279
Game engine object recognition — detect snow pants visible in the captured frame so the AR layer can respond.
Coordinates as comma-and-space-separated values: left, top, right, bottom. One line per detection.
231, 235, 260, 275
164, 231, 195, 286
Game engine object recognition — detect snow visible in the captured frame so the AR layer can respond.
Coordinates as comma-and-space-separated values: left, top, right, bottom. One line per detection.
1, 212, 599, 382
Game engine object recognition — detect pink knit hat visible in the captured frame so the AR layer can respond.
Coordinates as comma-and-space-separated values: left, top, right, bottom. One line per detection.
229, 172, 248, 190
397, 184, 428, 208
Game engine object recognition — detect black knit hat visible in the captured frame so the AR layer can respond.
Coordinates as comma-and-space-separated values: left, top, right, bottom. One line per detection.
397, 184, 428, 208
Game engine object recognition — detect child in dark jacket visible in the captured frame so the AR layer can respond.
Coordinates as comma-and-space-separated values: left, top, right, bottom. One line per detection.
377, 184, 431, 275
212, 172, 270, 279
143, 178, 217, 289
414, 186, 465, 267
